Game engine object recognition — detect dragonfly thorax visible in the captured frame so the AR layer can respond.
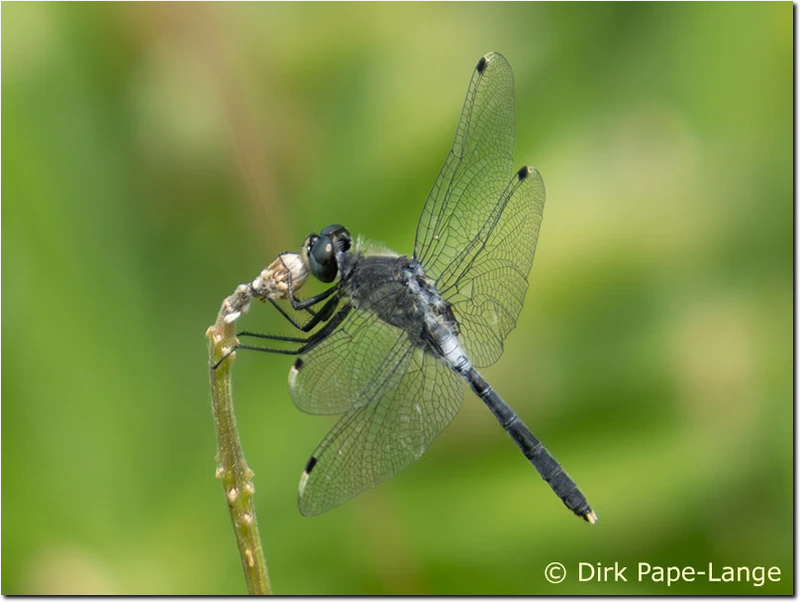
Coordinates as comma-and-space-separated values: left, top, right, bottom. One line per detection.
340, 253, 467, 369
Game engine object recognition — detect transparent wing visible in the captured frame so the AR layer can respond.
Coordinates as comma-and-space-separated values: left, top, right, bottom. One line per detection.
289, 305, 409, 415
298, 347, 463, 516
414, 52, 545, 368
440, 167, 546, 368
413, 52, 515, 278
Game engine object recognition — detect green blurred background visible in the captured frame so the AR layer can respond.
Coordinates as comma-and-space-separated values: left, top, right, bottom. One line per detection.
2, 2, 792, 595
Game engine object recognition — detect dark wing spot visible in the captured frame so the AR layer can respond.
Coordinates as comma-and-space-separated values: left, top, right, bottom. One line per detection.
293, 357, 304, 371
517, 166, 531, 181
304, 456, 318, 474
476, 55, 489, 74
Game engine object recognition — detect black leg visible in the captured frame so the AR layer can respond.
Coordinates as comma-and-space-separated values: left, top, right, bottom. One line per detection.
266, 295, 340, 332
276, 253, 338, 311
211, 343, 303, 369
237, 332, 309, 343
286, 285, 338, 311
213, 304, 354, 370
251, 255, 338, 330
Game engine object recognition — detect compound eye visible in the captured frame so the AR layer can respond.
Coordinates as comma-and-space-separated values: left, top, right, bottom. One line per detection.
301, 234, 318, 267
309, 234, 338, 283
320, 224, 352, 253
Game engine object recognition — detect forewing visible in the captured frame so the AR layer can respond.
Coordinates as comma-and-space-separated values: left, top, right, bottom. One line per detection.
298, 348, 463, 516
413, 52, 515, 279
289, 306, 410, 415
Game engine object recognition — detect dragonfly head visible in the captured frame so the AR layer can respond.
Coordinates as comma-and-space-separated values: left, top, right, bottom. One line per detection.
302, 224, 352, 283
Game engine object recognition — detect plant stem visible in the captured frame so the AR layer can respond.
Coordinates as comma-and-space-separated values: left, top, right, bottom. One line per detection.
205, 253, 308, 594
208, 316, 271, 595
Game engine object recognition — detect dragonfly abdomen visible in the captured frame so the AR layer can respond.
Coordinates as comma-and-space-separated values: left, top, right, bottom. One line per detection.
463, 368, 597, 523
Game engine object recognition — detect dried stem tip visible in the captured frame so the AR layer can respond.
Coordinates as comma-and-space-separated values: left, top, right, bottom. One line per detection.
217, 253, 309, 327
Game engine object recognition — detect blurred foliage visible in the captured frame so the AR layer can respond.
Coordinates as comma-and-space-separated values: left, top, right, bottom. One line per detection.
2, 2, 791, 595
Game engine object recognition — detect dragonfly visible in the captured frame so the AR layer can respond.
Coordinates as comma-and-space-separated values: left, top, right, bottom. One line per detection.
234, 52, 596, 523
